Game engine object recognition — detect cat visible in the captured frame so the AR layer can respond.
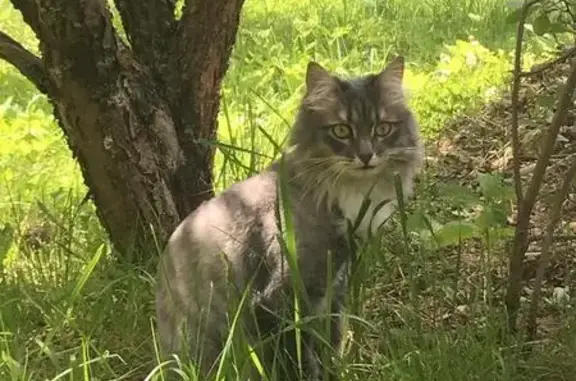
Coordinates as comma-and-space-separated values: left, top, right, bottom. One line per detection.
155, 56, 424, 380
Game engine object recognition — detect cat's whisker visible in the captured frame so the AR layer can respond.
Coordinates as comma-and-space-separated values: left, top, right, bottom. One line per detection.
301, 166, 335, 190
320, 165, 350, 209
386, 147, 420, 155
386, 152, 421, 163
333, 165, 349, 186
323, 163, 352, 204
295, 155, 342, 164
300, 166, 341, 206
292, 161, 334, 180
292, 158, 351, 184
292, 156, 340, 170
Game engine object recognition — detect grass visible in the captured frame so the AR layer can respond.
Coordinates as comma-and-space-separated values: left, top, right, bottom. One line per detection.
1, 0, 574, 379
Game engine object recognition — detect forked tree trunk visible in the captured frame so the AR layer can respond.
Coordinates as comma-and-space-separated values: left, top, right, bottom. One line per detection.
0, 0, 245, 263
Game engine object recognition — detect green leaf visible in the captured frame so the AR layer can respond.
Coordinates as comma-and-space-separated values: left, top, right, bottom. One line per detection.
477, 173, 515, 202
436, 221, 479, 247
475, 204, 509, 230
505, 8, 521, 24
477, 173, 501, 200
548, 22, 572, 34
406, 211, 442, 240
437, 182, 480, 208
406, 210, 429, 233
537, 93, 557, 108
505, 3, 538, 24
501, 226, 516, 238
533, 13, 551, 36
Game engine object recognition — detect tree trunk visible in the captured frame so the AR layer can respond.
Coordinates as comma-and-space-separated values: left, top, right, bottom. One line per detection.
0, 0, 246, 263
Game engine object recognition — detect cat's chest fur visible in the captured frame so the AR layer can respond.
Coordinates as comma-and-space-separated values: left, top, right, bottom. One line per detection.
334, 180, 402, 237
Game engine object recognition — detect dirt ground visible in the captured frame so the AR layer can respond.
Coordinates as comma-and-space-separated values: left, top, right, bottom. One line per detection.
421, 56, 576, 336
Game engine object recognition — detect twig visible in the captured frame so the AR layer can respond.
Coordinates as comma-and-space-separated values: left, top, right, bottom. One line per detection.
526, 154, 576, 341
520, 46, 576, 77
505, 57, 576, 332
510, 0, 538, 204
561, 0, 576, 24
0, 30, 49, 93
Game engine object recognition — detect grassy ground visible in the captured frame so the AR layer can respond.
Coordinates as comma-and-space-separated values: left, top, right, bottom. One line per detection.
1, 0, 574, 380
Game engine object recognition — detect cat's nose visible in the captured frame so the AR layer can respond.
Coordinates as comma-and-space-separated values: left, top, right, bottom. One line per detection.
358, 153, 373, 166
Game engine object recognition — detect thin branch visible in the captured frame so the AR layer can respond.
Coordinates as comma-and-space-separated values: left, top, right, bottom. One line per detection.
510, 0, 537, 205
561, 0, 576, 24
505, 57, 576, 332
0, 30, 49, 93
520, 46, 576, 77
526, 154, 576, 341
113, 0, 177, 77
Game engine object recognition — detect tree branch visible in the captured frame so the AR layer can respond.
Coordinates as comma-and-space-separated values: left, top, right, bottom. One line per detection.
560, 0, 576, 24
510, 0, 537, 204
166, 0, 246, 216
171, 0, 245, 138
520, 45, 576, 77
113, 0, 177, 78
32, 0, 126, 93
505, 57, 576, 332
0, 30, 49, 93
526, 154, 576, 341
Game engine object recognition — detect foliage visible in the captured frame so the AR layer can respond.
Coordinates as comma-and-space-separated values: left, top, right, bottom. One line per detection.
500, 0, 576, 333
406, 173, 516, 250
506, 0, 576, 37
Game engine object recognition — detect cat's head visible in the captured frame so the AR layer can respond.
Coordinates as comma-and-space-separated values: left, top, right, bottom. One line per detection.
288, 57, 423, 181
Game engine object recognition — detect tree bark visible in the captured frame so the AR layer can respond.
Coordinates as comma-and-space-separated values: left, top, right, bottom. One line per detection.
1, 0, 245, 263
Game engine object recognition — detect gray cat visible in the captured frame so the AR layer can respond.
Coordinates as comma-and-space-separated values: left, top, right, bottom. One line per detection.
155, 57, 424, 380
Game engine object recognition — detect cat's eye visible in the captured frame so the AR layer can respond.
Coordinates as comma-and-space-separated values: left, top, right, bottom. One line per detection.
374, 123, 393, 137
330, 124, 353, 139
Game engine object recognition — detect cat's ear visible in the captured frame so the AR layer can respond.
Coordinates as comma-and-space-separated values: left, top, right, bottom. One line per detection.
376, 56, 405, 105
306, 62, 333, 91
377, 56, 404, 88
303, 62, 341, 111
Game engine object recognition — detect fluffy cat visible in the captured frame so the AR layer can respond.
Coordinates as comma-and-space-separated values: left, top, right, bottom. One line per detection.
155, 56, 424, 380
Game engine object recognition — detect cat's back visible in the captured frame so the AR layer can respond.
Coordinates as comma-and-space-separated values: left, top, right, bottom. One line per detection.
155, 169, 281, 365
166, 169, 278, 259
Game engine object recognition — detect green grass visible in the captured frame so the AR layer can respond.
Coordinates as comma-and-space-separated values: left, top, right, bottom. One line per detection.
1, 0, 574, 379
